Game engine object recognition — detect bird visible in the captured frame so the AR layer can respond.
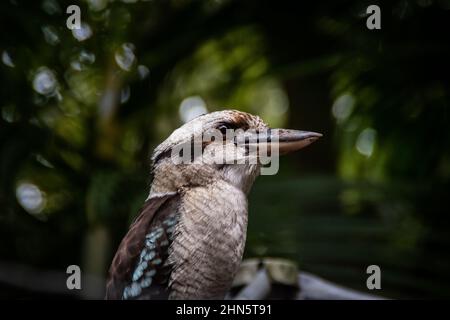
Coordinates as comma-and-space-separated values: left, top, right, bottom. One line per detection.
105, 109, 321, 300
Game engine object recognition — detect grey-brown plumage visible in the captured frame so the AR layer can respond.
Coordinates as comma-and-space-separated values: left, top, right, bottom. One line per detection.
105, 110, 321, 300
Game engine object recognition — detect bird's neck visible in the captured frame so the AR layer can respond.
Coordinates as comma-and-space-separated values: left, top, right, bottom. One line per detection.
149, 162, 216, 195
149, 162, 260, 197
169, 179, 249, 299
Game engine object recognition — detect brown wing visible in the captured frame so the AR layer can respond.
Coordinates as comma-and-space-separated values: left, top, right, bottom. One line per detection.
105, 192, 179, 300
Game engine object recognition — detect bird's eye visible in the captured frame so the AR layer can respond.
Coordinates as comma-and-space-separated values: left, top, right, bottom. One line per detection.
217, 124, 231, 135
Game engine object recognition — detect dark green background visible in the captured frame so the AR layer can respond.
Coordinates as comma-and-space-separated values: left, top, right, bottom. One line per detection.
1, 0, 449, 299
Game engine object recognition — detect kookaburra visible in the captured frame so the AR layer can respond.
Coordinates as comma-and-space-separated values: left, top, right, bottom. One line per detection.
106, 110, 321, 299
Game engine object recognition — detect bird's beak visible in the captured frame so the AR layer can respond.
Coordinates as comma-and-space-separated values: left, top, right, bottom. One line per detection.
270, 129, 322, 155
237, 129, 322, 155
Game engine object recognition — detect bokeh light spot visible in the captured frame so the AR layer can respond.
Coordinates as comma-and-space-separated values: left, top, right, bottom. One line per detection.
16, 182, 46, 215
42, 25, 60, 45
115, 43, 136, 71
1, 50, 14, 68
137, 65, 150, 80
72, 22, 93, 42
332, 93, 355, 123
356, 128, 376, 157
179, 96, 208, 123
32, 67, 58, 96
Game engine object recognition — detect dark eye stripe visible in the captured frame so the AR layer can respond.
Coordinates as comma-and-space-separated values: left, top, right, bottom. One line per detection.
153, 148, 172, 165
218, 125, 228, 135
153, 119, 251, 166
216, 122, 237, 131
153, 139, 211, 166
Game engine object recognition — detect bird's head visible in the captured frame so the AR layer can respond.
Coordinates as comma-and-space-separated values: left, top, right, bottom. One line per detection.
149, 110, 321, 195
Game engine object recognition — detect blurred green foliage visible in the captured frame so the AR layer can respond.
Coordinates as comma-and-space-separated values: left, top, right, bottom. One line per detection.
0, 0, 449, 298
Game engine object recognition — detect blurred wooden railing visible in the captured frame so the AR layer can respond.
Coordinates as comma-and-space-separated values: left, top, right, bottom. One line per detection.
0, 259, 384, 300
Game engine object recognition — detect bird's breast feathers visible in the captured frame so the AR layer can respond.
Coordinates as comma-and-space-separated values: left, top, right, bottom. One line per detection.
168, 183, 248, 299
106, 183, 248, 300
